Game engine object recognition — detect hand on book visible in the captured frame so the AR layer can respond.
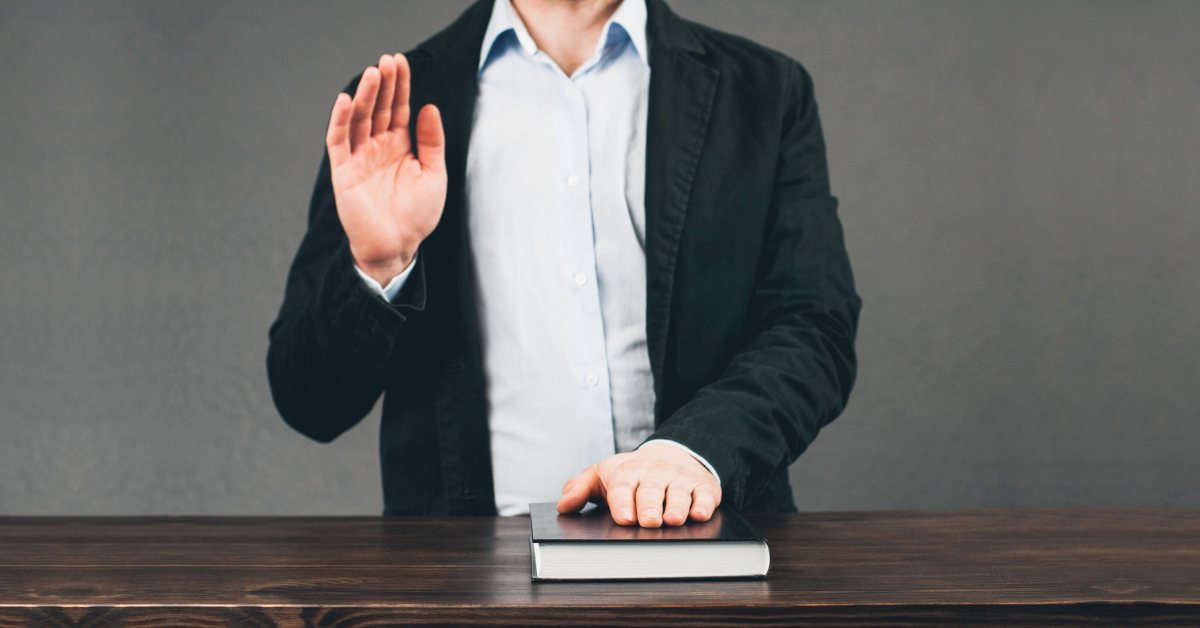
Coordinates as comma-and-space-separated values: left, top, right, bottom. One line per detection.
556, 442, 722, 528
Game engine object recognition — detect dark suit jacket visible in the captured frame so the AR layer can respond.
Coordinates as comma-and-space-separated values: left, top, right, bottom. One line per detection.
267, 0, 861, 516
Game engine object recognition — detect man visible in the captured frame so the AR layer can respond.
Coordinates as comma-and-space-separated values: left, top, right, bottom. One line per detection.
267, 0, 860, 527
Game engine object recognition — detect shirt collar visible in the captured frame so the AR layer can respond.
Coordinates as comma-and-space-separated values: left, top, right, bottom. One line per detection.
478, 0, 648, 73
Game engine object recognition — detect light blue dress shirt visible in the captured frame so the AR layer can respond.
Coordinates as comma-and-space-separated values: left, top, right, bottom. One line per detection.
356, 0, 716, 515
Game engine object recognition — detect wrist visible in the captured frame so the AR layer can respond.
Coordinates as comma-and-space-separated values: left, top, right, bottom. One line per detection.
353, 248, 416, 286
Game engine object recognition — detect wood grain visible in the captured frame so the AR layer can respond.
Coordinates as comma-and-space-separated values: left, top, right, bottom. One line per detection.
1, 509, 1198, 626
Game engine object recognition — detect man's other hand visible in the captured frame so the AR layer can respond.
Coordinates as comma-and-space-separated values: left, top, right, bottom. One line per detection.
326, 53, 447, 286
556, 442, 722, 528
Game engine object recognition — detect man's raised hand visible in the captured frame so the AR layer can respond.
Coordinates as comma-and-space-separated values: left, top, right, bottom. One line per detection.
326, 53, 447, 286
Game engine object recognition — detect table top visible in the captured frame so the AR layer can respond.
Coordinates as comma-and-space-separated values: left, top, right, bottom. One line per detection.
1, 508, 1198, 627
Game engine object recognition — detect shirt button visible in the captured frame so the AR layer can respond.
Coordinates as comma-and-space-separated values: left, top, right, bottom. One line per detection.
574, 273, 588, 286
565, 84, 579, 97
585, 373, 599, 387
566, 175, 580, 188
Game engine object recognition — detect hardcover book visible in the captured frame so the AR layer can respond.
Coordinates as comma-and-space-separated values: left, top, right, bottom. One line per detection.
528, 502, 770, 581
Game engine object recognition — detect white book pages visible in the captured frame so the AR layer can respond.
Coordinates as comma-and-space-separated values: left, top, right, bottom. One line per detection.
532, 540, 770, 580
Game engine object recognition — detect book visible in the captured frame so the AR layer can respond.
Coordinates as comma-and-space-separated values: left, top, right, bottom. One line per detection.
528, 502, 770, 581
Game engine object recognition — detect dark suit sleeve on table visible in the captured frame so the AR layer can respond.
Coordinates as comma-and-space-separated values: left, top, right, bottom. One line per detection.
647, 62, 862, 509
266, 90, 427, 443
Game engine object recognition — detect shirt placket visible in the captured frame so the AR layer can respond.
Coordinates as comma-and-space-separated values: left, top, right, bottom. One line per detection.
545, 62, 616, 468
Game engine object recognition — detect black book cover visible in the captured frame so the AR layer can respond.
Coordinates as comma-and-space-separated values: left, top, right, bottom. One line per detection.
529, 502, 766, 543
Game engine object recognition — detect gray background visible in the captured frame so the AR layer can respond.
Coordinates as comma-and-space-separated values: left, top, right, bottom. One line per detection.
1, 0, 1197, 515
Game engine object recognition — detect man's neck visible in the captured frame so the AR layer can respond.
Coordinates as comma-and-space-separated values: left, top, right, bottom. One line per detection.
510, 0, 624, 76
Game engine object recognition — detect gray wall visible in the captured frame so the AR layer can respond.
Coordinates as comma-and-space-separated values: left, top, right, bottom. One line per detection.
1, 1, 1196, 515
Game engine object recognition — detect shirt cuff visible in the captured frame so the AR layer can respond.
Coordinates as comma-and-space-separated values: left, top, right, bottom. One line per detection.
354, 255, 417, 303
638, 439, 722, 486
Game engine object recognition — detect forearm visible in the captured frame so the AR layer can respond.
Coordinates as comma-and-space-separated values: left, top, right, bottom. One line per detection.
646, 299, 858, 509
651, 60, 861, 509
267, 306, 384, 444
267, 240, 418, 441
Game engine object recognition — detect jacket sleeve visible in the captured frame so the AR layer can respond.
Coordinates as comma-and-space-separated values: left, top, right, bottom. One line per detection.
266, 83, 428, 443
645, 61, 861, 509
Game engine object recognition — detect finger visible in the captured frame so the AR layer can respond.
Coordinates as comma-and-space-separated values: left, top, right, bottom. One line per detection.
634, 479, 667, 528
325, 93, 352, 168
389, 53, 412, 134
371, 55, 396, 136
416, 104, 445, 173
350, 67, 381, 152
605, 476, 638, 526
557, 466, 603, 514
690, 484, 720, 521
662, 483, 693, 527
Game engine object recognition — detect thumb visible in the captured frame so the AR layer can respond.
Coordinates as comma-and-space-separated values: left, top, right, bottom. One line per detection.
557, 466, 603, 514
415, 103, 445, 173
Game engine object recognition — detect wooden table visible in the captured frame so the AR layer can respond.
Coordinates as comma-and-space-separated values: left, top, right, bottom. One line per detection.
1, 509, 1198, 627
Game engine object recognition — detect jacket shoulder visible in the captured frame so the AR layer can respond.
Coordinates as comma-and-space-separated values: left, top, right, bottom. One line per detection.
338, 0, 489, 95
686, 20, 814, 95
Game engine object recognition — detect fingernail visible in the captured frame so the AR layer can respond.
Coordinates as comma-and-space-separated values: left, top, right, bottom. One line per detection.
693, 507, 708, 517
620, 508, 634, 522
642, 508, 660, 520
665, 508, 683, 519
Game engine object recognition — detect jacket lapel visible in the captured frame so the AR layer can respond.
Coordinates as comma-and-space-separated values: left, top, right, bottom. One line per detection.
643, 0, 720, 419
412, 0, 497, 515
412, 0, 491, 357
415, 0, 492, 267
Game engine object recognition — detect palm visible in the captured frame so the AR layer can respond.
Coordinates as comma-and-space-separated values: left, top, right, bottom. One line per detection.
326, 54, 446, 283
